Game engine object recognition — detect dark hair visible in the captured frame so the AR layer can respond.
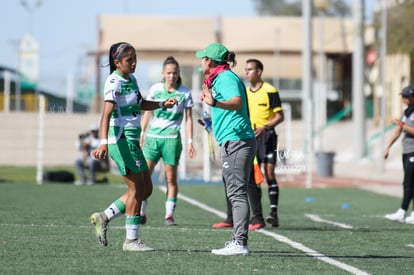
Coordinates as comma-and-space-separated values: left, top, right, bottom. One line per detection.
211, 51, 237, 68
162, 56, 182, 87
246, 59, 264, 71
108, 42, 135, 74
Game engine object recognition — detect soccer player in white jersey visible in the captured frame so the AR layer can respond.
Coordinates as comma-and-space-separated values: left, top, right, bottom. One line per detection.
90, 42, 177, 251
140, 56, 196, 225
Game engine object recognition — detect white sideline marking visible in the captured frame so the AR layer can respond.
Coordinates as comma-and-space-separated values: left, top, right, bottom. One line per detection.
305, 213, 354, 229
407, 244, 414, 248
159, 186, 370, 275
258, 229, 370, 275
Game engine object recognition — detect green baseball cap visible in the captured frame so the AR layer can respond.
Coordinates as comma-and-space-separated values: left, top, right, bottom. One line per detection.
196, 43, 229, 63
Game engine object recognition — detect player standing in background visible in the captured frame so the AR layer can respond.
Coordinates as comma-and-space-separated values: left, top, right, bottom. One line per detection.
140, 56, 196, 225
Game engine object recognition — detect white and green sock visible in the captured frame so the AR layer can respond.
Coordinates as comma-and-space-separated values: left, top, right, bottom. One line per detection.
125, 215, 141, 241
165, 197, 177, 218
104, 199, 126, 221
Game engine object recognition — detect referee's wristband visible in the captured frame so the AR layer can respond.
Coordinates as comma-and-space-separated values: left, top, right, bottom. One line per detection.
188, 138, 193, 144
100, 139, 108, 145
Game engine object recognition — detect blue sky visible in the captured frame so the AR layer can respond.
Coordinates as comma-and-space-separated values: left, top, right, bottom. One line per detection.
1, 0, 374, 96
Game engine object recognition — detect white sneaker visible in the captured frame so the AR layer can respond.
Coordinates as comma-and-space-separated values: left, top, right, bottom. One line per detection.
211, 240, 249, 256
123, 239, 154, 252
74, 180, 85, 186
385, 208, 406, 223
405, 211, 414, 224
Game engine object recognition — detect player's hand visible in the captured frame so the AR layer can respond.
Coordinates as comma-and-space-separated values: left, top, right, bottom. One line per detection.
254, 127, 265, 137
163, 98, 178, 108
383, 149, 389, 159
188, 144, 196, 159
202, 84, 215, 106
92, 146, 108, 160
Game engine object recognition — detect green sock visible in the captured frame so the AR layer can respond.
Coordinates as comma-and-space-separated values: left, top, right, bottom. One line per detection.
104, 198, 126, 221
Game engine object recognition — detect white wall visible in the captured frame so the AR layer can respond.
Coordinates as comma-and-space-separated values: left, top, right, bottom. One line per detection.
0, 112, 101, 166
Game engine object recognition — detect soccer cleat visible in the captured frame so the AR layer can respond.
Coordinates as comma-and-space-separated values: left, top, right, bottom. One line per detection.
90, 212, 108, 246
266, 212, 280, 227
211, 240, 249, 256
165, 215, 176, 226
385, 208, 406, 223
123, 239, 154, 252
141, 215, 147, 225
248, 215, 265, 231
405, 211, 414, 224
248, 223, 265, 231
212, 221, 233, 228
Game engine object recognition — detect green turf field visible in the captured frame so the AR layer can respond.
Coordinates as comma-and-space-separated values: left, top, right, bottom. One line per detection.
0, 168, 413, 274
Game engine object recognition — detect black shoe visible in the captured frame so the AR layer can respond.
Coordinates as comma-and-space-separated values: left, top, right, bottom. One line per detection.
266, 213, 279, 227
141, 215, 147, 225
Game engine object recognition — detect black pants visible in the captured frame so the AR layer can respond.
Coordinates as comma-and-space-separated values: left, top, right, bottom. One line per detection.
401, 152, 414, 210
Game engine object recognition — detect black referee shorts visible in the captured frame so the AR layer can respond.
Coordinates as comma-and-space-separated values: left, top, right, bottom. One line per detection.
256, 128, 277, 165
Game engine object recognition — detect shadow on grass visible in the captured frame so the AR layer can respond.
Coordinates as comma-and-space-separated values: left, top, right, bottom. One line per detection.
251, 250, 414, 260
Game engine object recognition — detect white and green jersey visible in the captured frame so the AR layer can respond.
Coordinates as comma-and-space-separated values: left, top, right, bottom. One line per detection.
103, 71, 143, 144
146, 82, 193, 138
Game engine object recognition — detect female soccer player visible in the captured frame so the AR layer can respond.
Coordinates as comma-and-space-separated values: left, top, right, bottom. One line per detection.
140, 56, 195, 225
90, 42, 177, 251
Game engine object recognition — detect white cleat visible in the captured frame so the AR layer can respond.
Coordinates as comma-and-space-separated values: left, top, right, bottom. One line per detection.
123, 239, 154, 252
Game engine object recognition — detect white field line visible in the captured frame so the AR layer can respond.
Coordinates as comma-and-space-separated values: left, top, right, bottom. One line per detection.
305, 213, 354, 229
159, 186, 370, 275
407, 244, 414, 248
